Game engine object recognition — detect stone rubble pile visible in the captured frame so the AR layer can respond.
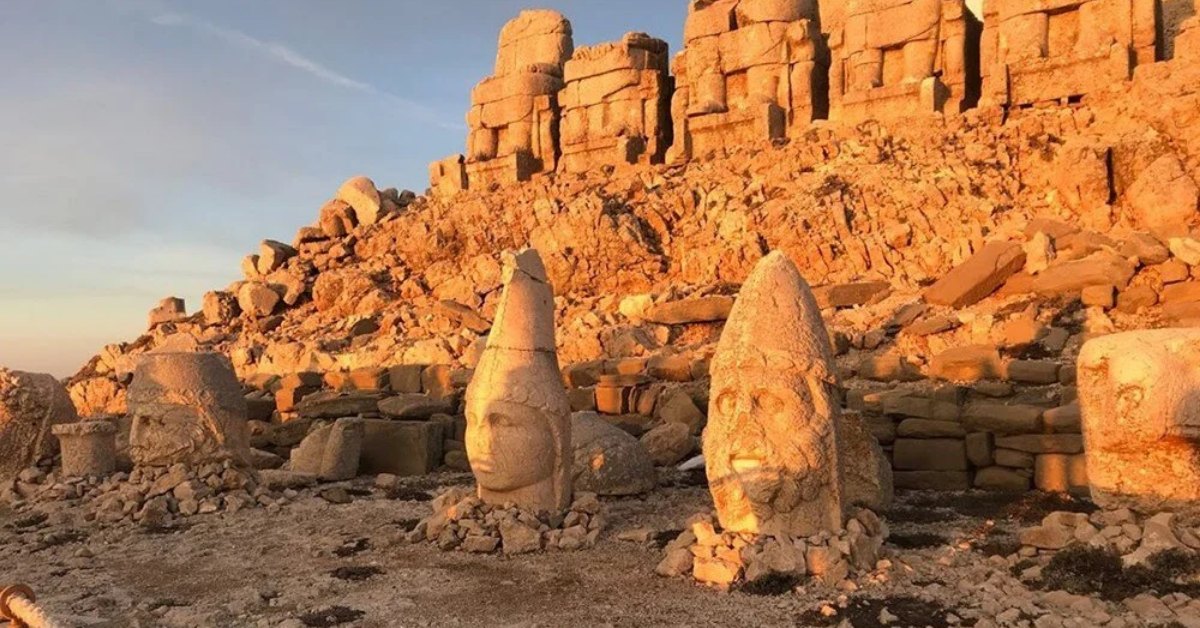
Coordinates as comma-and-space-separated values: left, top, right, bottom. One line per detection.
1, 461, 280, 528
655, 509, 889, 589
1019, 509, 1200, 566
408, 487, 606, 555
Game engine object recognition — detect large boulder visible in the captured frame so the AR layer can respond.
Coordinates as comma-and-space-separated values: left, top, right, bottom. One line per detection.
0, 369, 79, 481
571, 412, 656, 496
126, 353, 252, 467
336, 176, 383, 226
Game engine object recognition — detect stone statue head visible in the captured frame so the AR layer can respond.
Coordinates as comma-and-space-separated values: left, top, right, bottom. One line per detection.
465, 249, 572, 513
127, 352, 251, 468
705, 251, 844, 537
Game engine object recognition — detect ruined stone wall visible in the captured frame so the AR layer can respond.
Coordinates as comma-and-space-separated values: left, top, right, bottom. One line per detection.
431, 2, 1196, 194
828, 0, 976, 123
559, 33, 673, 172
981, 0, 1159, 107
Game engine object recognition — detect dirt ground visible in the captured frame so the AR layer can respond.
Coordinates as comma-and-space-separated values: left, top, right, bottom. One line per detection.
0, 473, 1179, 627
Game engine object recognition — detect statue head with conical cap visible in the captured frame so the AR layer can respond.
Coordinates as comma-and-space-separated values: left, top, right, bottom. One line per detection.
465, 248, 572, 513
705, 251, 845, 537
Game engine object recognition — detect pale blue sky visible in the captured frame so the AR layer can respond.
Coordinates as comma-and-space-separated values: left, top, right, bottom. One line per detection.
0, 1, 686, 376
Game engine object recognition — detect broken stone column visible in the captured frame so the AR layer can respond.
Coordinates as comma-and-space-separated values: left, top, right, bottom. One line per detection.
706, 251, 845, 537
465, 248, 572, 513
668, 0, 827, 163
981, 0, 1158, 108
127, 352, 252, 468
462, 10, 574, 189
0, 369, 80, 482
1079, 329, 1200, 522
558, 32, 672, 172
52, 420, 118, 478
828, 0, 974, 123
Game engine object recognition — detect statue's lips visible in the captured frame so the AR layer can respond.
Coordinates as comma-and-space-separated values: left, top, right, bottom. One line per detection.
471, 458, 495, 473
731, 457, 763, 474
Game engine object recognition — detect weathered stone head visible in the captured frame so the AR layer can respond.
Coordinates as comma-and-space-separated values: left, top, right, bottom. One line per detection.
127, 352, 251, 468
1079, 330, 1200, 521
0, 368, 79, 482
466, 249, 572, 513
705, 251, 844, 537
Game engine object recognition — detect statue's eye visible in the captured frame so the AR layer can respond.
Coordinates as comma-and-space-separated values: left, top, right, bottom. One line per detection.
715, 391, 737, 416
490, 414, 514, 428
754, 390, 784, 414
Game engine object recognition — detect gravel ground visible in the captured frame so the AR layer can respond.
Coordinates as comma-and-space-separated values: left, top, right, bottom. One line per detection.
1, 474, 1193, 627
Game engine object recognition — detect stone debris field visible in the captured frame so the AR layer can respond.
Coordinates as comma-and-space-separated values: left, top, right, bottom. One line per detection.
5, 1, 1200, 627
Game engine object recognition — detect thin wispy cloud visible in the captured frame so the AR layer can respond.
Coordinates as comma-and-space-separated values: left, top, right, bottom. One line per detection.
146, 9, 462, 130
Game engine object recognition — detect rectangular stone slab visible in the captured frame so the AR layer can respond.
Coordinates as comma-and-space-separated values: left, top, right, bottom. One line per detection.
359, 420, 444, 477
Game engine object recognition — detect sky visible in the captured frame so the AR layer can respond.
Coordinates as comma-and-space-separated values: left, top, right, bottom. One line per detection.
0, 0, 688, 377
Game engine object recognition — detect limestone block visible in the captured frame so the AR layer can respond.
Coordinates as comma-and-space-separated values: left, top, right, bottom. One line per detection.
360, 420, 444, 477
893, 470, 971, 490
1079, 330, 1200, 521
842, 411, 893, 512
571, 412, 656, 495
429, 155, 468, 198
924, 241, 1026, 308
319, 417, 364, 482
685, 0, 738, 43
53, 420, 118, 478
148, 297, 187, 329
706, 252, 844, 537
0, 369, 79, 482
1127, 154, 1199, 240
893, 438, 969, 471
127, 353, 252, 468
201, 291, 239, 327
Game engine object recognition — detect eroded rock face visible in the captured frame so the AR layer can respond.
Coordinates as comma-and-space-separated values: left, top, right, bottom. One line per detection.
1079, 330, 1200, 522
705, 251, 844, 537
465, 249, 572, 513
0, 369, 79, 481
127, 353, 252, 468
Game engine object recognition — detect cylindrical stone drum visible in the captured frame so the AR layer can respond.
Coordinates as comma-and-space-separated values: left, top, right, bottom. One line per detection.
52, 420, 118, 478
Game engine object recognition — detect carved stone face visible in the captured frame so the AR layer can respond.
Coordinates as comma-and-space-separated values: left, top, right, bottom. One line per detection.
466, 399, 557, 492
707, 368, 834, 533
703, 251, 844, 537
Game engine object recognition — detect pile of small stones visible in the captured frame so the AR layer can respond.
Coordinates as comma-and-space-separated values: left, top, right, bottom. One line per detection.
2, 462, 285, 528
1017, 508, 1200, 566
656, 509, 890, 589
408, 488, 606, 554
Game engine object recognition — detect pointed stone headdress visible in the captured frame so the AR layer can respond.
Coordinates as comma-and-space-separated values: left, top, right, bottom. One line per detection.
709, 251, 839, 386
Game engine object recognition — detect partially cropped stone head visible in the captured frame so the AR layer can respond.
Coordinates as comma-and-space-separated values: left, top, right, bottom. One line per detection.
1079, 330, 1200, 520
494, 9, 574, 77
466, 249, 572, 513
705, 251, 844, 537
127, 352, 252, 468
0, 368, 79, 482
